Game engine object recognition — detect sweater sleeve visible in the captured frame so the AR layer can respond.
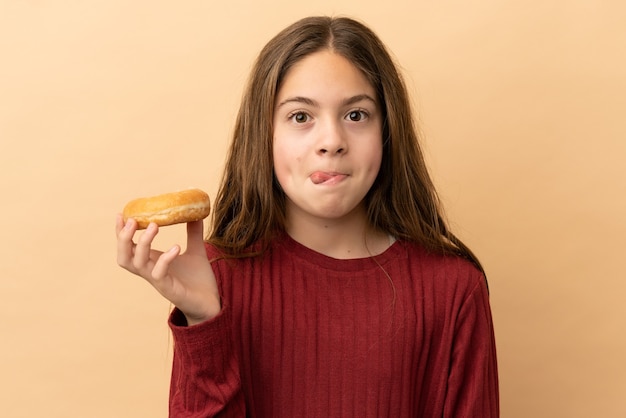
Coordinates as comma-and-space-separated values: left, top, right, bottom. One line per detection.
444, 277, 500, 417
168, 306, 245, 418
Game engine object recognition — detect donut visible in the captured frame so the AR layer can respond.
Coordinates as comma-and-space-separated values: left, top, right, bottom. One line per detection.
122, 188, 211, 229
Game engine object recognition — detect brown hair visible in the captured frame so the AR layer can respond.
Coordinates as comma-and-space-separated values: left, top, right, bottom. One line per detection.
208, 16, 483, 272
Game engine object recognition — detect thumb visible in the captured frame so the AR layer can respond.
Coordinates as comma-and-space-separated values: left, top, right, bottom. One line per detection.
185, 219, 206, 254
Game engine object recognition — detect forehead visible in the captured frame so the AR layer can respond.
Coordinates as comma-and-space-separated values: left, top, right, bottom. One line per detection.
276, 50, 376, 102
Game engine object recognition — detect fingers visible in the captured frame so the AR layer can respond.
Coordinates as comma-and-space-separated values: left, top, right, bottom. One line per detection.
116, 215, 138, 269
133, 222, 159, 270
116, 216, 201, 286
115, 213, 125, 236
152, 244, 181, 280
116, 217, 163, 279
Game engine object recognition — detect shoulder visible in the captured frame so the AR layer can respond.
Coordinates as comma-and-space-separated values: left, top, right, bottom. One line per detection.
400, 240, 482, 274
398, 240, 487, 300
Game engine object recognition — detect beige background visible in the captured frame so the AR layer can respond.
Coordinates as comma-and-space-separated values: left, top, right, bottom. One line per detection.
1, 0, 624, 417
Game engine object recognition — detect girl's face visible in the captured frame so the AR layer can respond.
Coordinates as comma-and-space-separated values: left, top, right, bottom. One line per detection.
273, 50, 383, 226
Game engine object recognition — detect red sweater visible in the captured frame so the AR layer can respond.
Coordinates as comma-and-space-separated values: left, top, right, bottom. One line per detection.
168, 233, 499, 417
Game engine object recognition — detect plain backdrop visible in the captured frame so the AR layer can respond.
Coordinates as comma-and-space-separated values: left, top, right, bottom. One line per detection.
1, 0, 624, 417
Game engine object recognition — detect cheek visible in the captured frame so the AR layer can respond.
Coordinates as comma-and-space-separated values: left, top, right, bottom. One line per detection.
274, 137, 303, 169
367, 141, 384, 173
272, 139, 294, 184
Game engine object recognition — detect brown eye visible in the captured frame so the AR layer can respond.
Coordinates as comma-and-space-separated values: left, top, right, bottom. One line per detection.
348, 111, 364, 121
294, 112, 308, 123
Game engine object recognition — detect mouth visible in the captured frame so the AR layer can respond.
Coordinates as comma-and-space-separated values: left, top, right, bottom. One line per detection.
310, 171, 348, 185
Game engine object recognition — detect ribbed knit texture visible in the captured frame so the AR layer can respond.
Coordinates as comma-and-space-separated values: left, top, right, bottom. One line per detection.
169, 232, 499, 417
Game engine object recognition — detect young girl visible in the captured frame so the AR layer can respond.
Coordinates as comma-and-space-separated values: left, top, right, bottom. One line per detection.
116, 16, 499, 417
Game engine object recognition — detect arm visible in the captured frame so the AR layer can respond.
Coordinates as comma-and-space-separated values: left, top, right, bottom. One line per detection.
169, 307, 246, 418
444, 278, 500, 417
116, 216, 245, 416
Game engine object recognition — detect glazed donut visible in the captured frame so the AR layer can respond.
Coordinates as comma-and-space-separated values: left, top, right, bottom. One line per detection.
123, 188, 211, 229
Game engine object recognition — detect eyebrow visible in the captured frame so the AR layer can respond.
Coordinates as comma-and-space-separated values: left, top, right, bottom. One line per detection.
276, 94, 377, 109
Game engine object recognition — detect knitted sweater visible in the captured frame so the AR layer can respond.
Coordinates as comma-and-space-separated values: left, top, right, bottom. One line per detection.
168, 233, 499, 417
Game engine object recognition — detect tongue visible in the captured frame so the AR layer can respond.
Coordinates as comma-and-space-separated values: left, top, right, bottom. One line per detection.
311, 172, 333, 184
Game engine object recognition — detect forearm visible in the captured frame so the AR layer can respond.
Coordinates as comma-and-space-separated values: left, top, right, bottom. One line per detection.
169, 307, 245, 417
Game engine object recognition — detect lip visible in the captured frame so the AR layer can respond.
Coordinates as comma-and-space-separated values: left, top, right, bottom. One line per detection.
310, 171, 348, 185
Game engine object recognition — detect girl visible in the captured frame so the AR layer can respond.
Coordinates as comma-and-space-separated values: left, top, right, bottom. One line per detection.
116, 16, 499, 417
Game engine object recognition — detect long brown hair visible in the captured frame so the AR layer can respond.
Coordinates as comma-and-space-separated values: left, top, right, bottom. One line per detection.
208, 16, 484, 273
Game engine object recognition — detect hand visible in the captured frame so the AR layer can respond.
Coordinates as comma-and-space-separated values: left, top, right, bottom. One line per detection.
115, 214, 221, 325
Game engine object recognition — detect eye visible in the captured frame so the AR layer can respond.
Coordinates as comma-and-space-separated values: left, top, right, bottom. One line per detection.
290, 111, 310, 124
347, 110, 367, 122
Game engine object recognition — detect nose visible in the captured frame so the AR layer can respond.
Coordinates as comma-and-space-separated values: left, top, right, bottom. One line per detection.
317, 120, 347, 155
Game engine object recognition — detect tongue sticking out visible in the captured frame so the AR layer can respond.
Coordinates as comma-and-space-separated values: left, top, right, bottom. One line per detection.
311, 172, 334, 184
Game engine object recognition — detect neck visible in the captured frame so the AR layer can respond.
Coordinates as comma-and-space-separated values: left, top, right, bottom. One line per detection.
284, 204, 391, 259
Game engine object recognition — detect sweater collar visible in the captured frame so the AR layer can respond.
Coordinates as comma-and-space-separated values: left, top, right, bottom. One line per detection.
274, 230, 406, 272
